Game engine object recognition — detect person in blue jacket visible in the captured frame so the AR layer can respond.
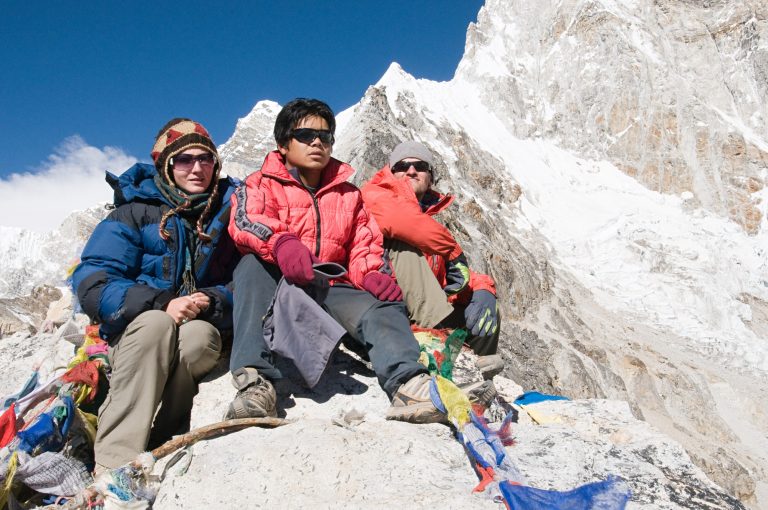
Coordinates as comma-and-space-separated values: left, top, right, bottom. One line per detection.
71, 118, 240, 470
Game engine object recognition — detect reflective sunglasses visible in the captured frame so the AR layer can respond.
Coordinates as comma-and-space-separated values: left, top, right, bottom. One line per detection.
171, 153, 216, 170
391, 160, 431, 174
291, 128, 335, 145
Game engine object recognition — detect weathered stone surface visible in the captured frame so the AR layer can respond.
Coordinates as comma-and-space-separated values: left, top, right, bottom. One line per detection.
1, 324, 742, 508
0, 285, 62, 338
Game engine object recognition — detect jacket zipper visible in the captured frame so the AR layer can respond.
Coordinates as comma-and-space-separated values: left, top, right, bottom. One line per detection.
268, 173, 324, 257
310, 192, 321, 257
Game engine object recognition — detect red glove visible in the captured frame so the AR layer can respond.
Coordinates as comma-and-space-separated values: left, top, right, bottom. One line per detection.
362, 272, 403, 301
273, 234, 314, 286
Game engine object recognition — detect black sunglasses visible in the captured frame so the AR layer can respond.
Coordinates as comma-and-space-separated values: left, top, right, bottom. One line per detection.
391, 160, 431, 174
291, 128, 335, 145
171, 153, 216, 170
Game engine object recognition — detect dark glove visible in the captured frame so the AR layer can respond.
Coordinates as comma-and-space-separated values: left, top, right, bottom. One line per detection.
273, 234, 315, 286
464, 290, 498, 338
362, 272, 403, 301
444, 253, 470, 295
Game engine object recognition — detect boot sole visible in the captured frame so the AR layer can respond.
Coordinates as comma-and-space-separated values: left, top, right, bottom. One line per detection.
459, 380, 497, 408
225, 398, 277, 420
386, 402, 448, 424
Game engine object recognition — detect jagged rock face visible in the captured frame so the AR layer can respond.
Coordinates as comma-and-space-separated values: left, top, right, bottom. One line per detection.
456, 0, 768, 233
217, 100, 280, 179
0, 285, 62, 337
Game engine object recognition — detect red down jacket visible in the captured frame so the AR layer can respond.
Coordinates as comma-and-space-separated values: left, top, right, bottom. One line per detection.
229, 151, 384, 288
361, 166, 496, 304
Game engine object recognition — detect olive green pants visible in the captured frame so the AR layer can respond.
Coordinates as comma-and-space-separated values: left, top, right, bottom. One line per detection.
95, 310, 221, 468
386, 239, 454, 328
387, 239, 499, 355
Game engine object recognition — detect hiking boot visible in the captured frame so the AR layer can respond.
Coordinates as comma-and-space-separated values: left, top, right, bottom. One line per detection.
475, 354, 505, 380
386, 373, 447, 424
459, 379, 498, 408
224, 367, 277, 419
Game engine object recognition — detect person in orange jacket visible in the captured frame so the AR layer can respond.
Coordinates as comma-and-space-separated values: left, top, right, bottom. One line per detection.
362, 141, 502, 369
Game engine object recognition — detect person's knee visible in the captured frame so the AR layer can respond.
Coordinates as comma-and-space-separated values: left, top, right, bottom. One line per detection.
361, 299, 408, 323
121, 310, 177, 352
234, 253, 265, 282
358, 300, 410, 340
234, 253, 253, 276
179, 321, 222, 378
386, 239, 423, 257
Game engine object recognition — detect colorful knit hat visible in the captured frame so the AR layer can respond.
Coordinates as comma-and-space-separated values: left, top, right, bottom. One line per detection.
151, 118, 221, 243
151, 118, 220, 188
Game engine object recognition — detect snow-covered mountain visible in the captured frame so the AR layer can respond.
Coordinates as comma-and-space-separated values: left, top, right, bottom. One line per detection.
1, 0, 766, 507
213, 1, 768, 505
0, 206, 106, 299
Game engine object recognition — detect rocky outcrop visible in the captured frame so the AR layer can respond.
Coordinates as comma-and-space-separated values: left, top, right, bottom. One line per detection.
217, 100, 280, 179
0, 285, 62, 338
0, 321, 743, 509
456, 0, 768, 233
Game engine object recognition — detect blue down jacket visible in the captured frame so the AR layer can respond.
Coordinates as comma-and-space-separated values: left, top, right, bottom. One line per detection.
71, 163, 240, 341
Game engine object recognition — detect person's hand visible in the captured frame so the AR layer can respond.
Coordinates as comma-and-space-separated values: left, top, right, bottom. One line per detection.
190, 292, 210, 311
166, 292, 209, 325
444, 253, 470, 295
273, 234, 315, 285
464, 290, 498, 339
362, 272, 403, 301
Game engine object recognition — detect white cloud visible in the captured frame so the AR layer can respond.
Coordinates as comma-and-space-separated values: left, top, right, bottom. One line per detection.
0, 136, 139, 232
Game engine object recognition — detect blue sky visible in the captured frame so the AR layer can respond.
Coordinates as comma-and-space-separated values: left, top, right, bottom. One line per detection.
0, 1, 484, 178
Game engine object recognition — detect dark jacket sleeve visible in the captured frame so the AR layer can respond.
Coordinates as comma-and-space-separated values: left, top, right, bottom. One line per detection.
71, 209, 174, 339
196, 282, 233, 330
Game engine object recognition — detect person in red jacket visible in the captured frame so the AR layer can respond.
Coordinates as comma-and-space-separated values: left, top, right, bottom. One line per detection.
361, 141, 503, 375
227, 99, 445, 424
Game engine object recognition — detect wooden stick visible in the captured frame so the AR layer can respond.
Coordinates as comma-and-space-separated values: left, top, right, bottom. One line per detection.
146, 417, 293, 462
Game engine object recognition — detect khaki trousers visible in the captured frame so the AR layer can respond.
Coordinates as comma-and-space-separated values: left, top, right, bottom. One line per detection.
386, 239, 454, 328
95, 310, 221, 468
387, 239, 500, 355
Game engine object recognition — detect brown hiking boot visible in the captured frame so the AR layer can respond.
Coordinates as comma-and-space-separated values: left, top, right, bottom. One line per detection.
459, 379, 498, 408
225, 367, 277, 419
386, 373, 447, 424
475, 354, 505, 380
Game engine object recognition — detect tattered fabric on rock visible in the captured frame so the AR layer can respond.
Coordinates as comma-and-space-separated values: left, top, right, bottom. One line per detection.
499, 476, 631, 510
0, 326, 111, 506
10, 450, 92, 496
0, 403, 17, 448
513, 391, 569, 406
16, 396, 76, 454
429, 379, 632, 509
61, 361, 101, 404
413, 327, 466, 380
2, 370, 39, 410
